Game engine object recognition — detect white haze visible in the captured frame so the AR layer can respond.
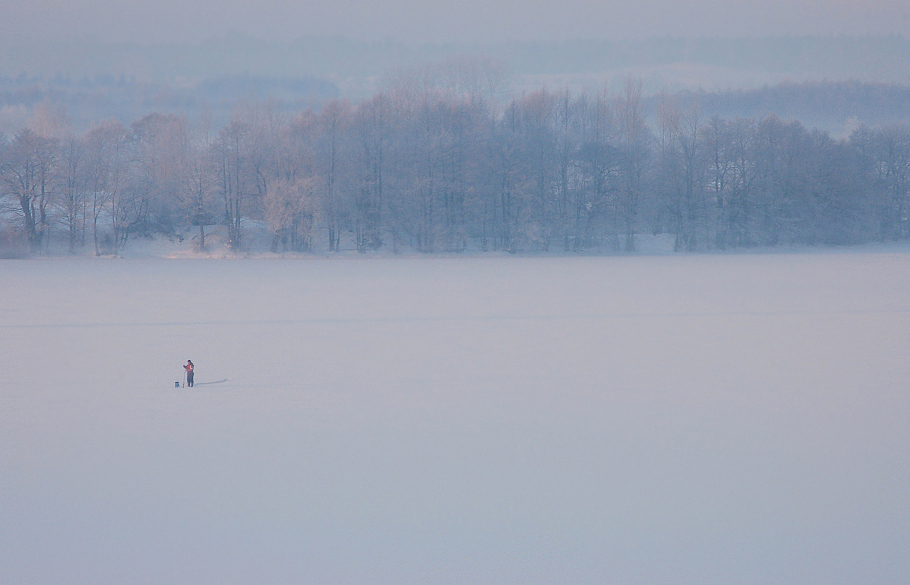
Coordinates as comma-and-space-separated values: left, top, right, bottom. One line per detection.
1, 0, 908, 45
1, 252, 908, 584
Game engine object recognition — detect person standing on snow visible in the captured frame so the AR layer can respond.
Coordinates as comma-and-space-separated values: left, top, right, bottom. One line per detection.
184, 360, 194, 387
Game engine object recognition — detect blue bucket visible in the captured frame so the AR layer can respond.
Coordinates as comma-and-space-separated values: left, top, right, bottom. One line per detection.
175, 381, 180, 388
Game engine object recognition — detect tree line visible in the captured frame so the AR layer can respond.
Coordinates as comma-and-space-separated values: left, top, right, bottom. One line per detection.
2, 78, 909, 256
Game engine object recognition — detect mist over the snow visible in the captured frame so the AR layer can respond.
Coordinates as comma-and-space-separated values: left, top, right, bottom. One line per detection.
1, 253, 909, 584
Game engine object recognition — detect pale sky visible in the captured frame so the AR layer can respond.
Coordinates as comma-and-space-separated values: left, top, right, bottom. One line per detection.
2, 0, 908, 44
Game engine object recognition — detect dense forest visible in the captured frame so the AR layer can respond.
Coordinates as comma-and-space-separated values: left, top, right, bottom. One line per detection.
1, 77, 909, 256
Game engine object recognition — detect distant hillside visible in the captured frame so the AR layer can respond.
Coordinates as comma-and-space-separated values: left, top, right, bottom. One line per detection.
667, 81, 910, 135
0, 74, 340, 134
2, 34, 909, 93
2, 35, 910, 134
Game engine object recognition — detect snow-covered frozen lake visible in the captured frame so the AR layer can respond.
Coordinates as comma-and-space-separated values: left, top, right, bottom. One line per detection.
1, 252, 908, 584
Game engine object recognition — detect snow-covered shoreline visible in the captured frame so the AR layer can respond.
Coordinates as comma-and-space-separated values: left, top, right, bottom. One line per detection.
9, 227, 910, 261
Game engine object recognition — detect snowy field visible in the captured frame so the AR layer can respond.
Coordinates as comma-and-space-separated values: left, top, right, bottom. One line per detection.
1, 252, 908, 584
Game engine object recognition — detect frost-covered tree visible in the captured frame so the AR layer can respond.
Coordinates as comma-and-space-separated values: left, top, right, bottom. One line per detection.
317, 99, 352, 252
616, 77, 650, 251
212, 117, 251, 250
871, 124, 910, 240
265, 177, 319, 252
58, 134, 85, 253
2, 128, 59, 251
83, 121, 128, 255
352, 93, 388, 252
5, 71, 905, 255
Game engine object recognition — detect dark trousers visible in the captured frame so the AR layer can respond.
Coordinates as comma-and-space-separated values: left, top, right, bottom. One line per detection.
187, 372, 194, 387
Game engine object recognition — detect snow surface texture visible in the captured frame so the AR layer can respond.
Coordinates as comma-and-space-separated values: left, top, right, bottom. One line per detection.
1, 253, 908, 584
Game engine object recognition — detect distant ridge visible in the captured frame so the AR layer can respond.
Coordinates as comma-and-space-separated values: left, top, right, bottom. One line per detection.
3, 35, 909, 89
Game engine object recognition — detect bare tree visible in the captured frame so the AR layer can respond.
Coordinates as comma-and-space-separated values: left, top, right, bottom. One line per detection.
872, 124, 910, 240
84, 121, 128, 255
352, 93, 388, 252
703, 115, 732, 248
58, 134, 85, 253
724, 119, 757, 247
616, 77, 649, 251
265, 176, 319, 252
656, 94, 706, 251
129, 113, 191, 239
317, 99, 352, 252
2, 128, 59, 252
212, 117, 251, 250
180, 119, 218, 251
